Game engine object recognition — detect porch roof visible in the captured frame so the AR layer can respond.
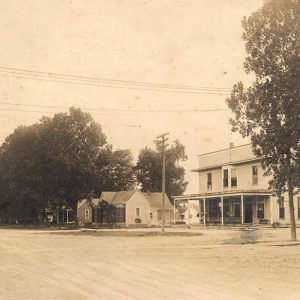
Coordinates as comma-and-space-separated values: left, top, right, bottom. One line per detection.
173, 189, 271, 200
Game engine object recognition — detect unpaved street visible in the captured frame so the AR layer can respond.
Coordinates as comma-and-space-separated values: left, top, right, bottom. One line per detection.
0, 227, 300, 300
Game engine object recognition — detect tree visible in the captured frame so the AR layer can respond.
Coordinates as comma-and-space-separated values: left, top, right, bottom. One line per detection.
227, 0, 300, 240
39, 107, 106, 227
94, 145, 136, 194
0, 107, 107, 227
135, 140, 188, 200
0, 124, 46, 224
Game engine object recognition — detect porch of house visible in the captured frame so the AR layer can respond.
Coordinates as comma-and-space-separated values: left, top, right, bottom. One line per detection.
173, 191, 271, 226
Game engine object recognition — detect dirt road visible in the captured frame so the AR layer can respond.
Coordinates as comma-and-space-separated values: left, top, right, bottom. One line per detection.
0, 227, 299, 299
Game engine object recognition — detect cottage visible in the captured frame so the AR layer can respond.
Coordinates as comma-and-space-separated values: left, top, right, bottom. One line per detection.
77, 190, 174, 227
173, 143, 300, 226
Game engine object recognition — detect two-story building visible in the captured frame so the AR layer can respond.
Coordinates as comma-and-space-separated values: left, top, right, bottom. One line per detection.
173, 143, 300, 226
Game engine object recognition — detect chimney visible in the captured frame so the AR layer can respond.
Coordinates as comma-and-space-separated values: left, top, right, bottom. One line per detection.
229, 142, 234, 149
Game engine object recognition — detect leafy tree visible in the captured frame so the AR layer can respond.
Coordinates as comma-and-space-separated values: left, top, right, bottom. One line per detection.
227, 0, 300, 240
39, 107, 106, 227
135, 140, 188, 200
94, 145, 136, 194
0, 108, 106, 227
0, 124, 45, 224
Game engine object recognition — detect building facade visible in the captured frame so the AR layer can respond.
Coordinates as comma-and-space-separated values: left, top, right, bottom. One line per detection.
78, 190, 174, 227
174, 144, 300, 225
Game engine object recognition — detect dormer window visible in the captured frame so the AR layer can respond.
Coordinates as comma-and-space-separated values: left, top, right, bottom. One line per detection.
207, 172, 212, 190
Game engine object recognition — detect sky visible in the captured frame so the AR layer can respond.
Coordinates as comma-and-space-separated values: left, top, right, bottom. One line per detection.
0, 0, 264, 193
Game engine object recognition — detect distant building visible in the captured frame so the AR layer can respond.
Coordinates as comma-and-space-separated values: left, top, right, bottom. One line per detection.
173, 144, 300, 226
77, 190, 174, 227
178, 202, 200, 224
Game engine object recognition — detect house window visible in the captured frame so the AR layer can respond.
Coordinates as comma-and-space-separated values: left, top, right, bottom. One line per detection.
150, 212, 153, 219
257, 201, 264, 219
279, 198, 285, 219
84, 209, 89, 221
298, 197, 300, 219
136, 208, 140, 217
231, 168, 237, 187
223, 169, 229, 188
207, 173, 212, 190
252, 166, 258, 185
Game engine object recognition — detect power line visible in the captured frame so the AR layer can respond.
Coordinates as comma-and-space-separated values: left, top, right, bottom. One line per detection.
0, 66, 232, 91
0, 102, 229, 113
0, 66, 232, 95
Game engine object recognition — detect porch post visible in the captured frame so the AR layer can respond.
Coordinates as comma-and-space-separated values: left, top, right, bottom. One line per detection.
203, 198, 206, 227
221, 196, 224, 226
199, 199, 201, 224
241, 195, 244, 224
66, 210, 69, 223
187, 198, 190, 226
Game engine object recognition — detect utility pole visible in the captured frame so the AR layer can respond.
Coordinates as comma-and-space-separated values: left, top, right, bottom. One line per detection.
154, 132, 169, 233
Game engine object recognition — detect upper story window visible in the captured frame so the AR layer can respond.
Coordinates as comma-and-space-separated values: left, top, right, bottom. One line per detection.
207, 172, 212, 190
252, 166, 258, 185
223, 169, 229, 188
231, 168, 237, 187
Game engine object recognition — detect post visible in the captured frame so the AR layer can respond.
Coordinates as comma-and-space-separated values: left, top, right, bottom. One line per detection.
154, 132, 169, 233
173, 198, 176, 225
203, 198, 206, 227
162, 154, 166, 232
221, 196, 224, 226
66, 209, 69, 223
241, 195, 244, 224
187, 198, 190, 227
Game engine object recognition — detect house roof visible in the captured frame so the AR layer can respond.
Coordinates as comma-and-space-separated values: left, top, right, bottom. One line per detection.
143, 192, 173, 210
97, 190, 174, 210
111, 190, 137, 205
100, 192, 117, 203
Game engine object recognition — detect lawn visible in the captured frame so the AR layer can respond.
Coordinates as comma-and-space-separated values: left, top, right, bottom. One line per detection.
0, 227, 300, 299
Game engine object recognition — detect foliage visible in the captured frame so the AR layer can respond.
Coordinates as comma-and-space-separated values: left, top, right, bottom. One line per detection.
0, 108, 106, 226
94, 145, 136, 194
135, 140, 188, 199
226, 0, 300, 240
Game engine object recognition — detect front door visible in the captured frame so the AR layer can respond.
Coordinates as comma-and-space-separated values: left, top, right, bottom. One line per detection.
244, 200, 253, 223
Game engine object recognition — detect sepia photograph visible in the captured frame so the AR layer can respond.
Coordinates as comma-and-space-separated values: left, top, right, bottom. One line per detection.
0, 0, 300, 299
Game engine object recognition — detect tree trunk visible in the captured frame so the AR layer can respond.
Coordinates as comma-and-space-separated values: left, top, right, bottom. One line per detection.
288, 185, 297, 241
72, 205, 79, 229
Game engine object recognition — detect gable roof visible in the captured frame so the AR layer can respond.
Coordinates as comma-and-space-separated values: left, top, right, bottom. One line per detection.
100, 192, 117, 203
143, 192, 173, 210
111, 190, 137, 205
97, 190, 174, 210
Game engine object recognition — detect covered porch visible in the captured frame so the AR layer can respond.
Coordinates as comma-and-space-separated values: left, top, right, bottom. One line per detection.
173, 190, 271, 226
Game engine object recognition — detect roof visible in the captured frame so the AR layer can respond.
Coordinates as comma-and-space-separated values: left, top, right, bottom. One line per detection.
78, 198, 100, 209
100, 192, 117, 203
111, 190, 137, 205
143, 192, 173, 210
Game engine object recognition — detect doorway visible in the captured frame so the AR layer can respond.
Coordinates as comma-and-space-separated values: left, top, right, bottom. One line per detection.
244, 199, 253, 223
